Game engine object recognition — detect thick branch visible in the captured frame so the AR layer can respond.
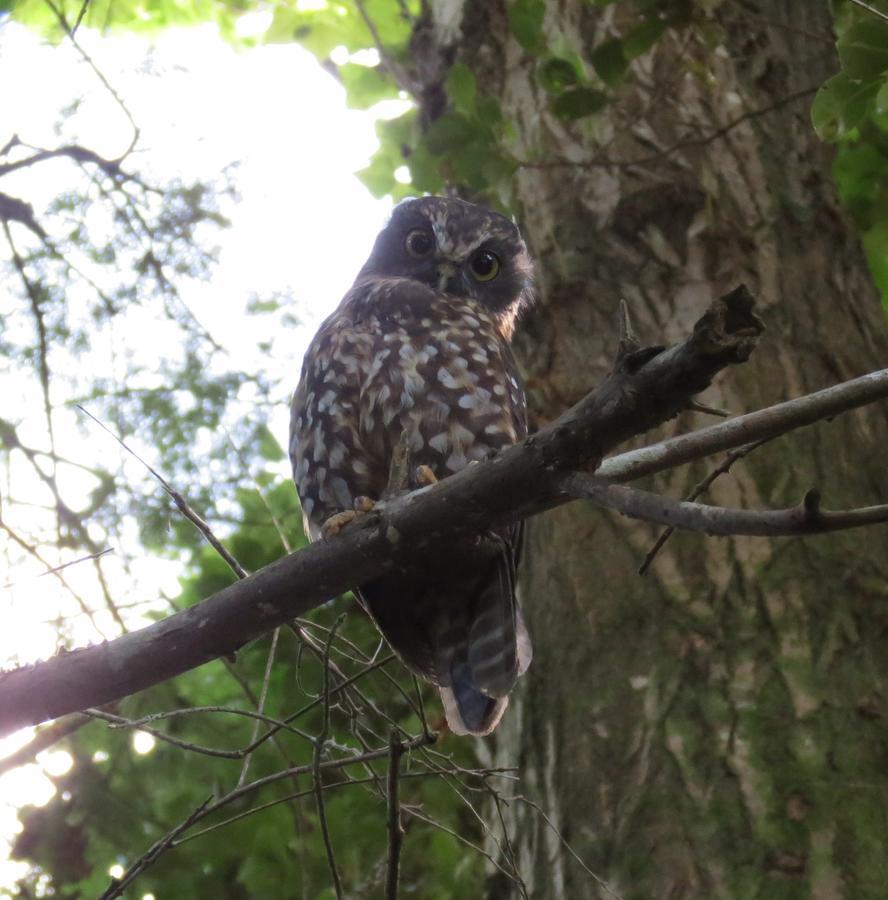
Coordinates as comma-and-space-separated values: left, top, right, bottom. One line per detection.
1, 289, 885, 739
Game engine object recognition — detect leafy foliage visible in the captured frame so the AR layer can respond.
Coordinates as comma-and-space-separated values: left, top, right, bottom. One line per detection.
813, 1, 888, 308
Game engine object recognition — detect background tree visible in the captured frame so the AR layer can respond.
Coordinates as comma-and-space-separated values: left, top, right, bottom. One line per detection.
5, 1, 888, 898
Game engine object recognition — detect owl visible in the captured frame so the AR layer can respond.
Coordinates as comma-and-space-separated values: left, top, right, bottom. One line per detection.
289, 196, 534, 735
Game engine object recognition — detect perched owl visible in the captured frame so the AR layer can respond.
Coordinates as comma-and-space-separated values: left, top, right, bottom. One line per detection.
289, 196, 534, 735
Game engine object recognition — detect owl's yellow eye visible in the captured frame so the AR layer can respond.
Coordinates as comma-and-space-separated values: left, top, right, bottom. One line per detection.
405, 229, 434, 258
469, 249, 500, 282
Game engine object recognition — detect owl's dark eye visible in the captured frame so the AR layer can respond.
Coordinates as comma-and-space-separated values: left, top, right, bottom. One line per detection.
405, 229, 434, 258
469, 249, 500, 282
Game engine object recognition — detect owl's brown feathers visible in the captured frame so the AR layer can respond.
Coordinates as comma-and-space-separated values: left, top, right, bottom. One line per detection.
289, 196, 533, 735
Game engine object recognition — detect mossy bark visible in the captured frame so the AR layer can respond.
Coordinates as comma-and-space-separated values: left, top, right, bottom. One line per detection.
435, 2, 888, 897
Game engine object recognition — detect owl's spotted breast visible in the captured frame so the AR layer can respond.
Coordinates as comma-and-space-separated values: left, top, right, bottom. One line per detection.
289, 275, 526, 540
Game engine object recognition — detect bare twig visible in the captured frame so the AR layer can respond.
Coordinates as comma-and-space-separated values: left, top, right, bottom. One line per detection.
313, 615, 346, 900
0, 714, 90, 776
848, 0, 888, 26
77, 405, 248, 579
171, 763, 510, 850
71, 0, 90, 33
237, 627, 281, 786
638, 438, 770, 574
94, 729, 435, 895
564, 475, 888, 536
99, 796, 213, 900
87, 704, 314, 743
42, 0, 140, 156
385, 730, 404, 900
352, 0, 415, 92
514, 795, 623, 899
2, 547, 114, 588
0, 521, 108, 639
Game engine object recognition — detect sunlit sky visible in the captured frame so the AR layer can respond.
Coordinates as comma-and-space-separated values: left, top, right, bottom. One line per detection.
0, 16, 408, 888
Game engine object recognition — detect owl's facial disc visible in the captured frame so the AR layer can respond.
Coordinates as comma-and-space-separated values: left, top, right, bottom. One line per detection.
357, 196, 534, 318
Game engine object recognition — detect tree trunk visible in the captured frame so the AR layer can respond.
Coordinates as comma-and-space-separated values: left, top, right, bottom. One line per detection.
428, 2, 888, 897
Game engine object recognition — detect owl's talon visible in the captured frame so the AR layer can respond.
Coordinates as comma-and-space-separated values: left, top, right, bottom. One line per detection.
354, 495, 376, 513
321, 510, 360, 539
414, 465, 438, 488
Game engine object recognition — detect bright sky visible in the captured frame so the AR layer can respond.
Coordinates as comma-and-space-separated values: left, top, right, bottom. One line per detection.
0, 17, 407, 889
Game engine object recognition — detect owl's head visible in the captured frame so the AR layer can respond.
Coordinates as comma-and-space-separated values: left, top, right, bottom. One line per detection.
359, 196, 534, 327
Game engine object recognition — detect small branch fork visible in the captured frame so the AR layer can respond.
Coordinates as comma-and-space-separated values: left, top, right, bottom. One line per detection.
2, 286, 888, 737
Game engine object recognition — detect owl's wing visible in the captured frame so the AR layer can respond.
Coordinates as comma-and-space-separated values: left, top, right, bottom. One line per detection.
357, 527, 531, 735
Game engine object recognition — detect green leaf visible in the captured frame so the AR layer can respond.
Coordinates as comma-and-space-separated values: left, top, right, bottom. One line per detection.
863, 219, 888, 309
508, 0, 546, 55
876, 78, 888, 119
590, 39, 627, 88
551, 86, 608, 120
623, 18, 667, 59
446, 62, 477, 113
338, 62, 393, 109
812, 72, 880, 141
406, 143, 446, 195
423, 112, 478, 154
256, 425, 284, 462
838, 20, 888, 81
246, 297, 280, 314
357, 155, 397, 197
537, 56, 580, 93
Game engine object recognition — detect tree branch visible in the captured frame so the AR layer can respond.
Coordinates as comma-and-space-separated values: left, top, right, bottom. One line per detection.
385, 730, 405, 900
563, 476, 888, 536
2, 288, 887, 738
596, 368, 888, 483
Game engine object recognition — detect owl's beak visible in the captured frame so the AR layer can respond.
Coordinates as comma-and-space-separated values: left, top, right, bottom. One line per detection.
436, 261, 456, 291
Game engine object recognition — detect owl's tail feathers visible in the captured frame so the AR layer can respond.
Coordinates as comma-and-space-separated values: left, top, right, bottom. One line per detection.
357, 540, 532, 736
437, 556, 533, 736
439, 680, 508, 736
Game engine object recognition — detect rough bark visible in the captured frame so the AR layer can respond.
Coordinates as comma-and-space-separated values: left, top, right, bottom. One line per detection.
433, 2, 888, 898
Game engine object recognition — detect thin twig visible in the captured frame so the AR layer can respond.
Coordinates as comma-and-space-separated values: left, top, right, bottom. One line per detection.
99, 796, 214, 900
99, 730, 435, 895
638, 438, 771, 574
513, 795, 623, 899
77, 405, 248, 579
385, 730, 404, 900
0, 714, 90, 776
352, 0, 414, 92
88, 704, 314, 742
42, 0, 141, 156
1, 547, 114, 588
172, 764, 508, 850
238, 627, 281, 786
848, 0, 888, 25
313, 615, 346, 900
0, 521, 108, 639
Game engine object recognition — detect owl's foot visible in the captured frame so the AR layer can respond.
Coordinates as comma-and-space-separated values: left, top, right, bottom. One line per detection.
321, 496, 377, 539
414, 465, 438, 487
